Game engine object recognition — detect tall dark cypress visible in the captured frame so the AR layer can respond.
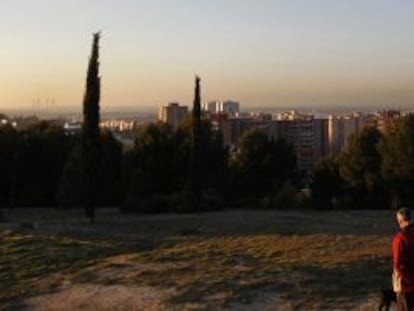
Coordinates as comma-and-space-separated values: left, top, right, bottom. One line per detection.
83, 32, 101, 144
82, 32, 101, 223
190, 76, 202, 211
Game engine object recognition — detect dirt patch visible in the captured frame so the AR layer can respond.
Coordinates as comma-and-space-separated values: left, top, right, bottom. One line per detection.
22, 284, 172, 311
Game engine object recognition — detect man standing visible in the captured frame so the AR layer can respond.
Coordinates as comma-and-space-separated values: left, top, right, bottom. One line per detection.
394, 207, 414, 311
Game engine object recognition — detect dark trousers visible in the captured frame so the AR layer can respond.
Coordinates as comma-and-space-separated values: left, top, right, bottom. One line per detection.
397, 292, 414, 311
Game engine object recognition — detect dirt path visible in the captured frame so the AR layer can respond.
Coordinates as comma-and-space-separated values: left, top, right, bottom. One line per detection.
23, 284, 170, 311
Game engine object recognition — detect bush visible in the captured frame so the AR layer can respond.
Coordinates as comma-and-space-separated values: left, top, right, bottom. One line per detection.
199, 189, 225, 211
58, 131, 122, 208
140, 194, 171, 213
171, 192, 196, 213
260, 181, 298, 209
120, 194, 137, 213
170, 189, 225, 213
296, 189, 313, 209
121, 193, 171, 214
57, 147, 85, 208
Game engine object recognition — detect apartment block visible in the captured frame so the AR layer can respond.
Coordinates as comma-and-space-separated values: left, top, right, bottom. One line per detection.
328, 113, 364, 153
158, 103, 189, 129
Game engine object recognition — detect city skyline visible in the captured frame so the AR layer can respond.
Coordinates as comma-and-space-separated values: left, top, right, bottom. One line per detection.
2, 1, 414, 110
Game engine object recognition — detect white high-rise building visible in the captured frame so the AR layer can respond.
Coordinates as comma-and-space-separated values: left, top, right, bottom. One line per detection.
219, 100, 240, 117
202, 101, 218, 114
202, 100, 240, 117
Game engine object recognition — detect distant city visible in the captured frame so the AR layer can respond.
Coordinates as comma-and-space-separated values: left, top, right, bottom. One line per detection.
2, 101, 413, 118
0, 101, 412, 172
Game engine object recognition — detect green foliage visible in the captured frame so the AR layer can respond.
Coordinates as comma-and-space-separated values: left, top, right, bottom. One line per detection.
380, 115, 414, 206
58, 145, 84, 208
122, 77, 229, 214
231, 129, 297, 205
122, 117, 229, 213
58, 131, 123, 208
180, 117, 229, 191
338, 126, 388, 209
311, 127, 388, 209
130, 123, 181, 193
80, 32, 102, 222
311, 155, 344, 209
171, 188, 225, 213
339, 127, 383, 191
187, 76, 203, 212
82, 32, 101, 145
0, 122, 76, 208
12, 122, 74, 206
122, 123, 184, 213
0, 125, 19, 207
123, 193, 171, 214
98, 131, 123, 205
173, 117, 228, 213
261, 181, 298, 209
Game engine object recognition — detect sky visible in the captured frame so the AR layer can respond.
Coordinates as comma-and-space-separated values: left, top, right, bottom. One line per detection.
1, 0, 414, 111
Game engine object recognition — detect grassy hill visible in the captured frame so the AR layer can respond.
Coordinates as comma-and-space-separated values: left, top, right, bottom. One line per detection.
0, 208, 395, 310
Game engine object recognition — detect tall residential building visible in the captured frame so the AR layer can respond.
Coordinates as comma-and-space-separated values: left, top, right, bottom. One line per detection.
212, 108, 330, 171
211, 114, 253, 147
266, 111, 330, 171
288, 116, 315, 172
328, 113, 364, 153
313, 118, 329, 162
267, 112, 316, 172
158, 103, 188, 129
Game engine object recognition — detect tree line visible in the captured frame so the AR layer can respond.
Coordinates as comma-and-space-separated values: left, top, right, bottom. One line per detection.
5, 112, 414, 214
312, 116, 414, 210
0, 116, 300, 212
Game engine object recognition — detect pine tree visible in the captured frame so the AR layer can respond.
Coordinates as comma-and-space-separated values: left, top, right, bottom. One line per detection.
82, 32, 101, 223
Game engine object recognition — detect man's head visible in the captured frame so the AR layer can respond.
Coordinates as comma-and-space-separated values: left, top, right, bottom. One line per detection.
396, 207, 411, 229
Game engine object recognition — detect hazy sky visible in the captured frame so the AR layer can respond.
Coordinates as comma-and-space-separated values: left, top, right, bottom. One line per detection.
1, 0, 414, 110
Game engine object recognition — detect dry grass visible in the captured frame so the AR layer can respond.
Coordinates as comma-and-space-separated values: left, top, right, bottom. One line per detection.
128, 234, 390, 309
0, 230, 119, 307
0, 208, 395, 310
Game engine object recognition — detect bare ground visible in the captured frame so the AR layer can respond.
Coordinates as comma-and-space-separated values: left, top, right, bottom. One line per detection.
0, 208, 397, 310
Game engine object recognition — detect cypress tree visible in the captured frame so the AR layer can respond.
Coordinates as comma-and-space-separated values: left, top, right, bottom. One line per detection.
189, 76, 202, 211
82, 32, 101, 223
83, 32, 101, 144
